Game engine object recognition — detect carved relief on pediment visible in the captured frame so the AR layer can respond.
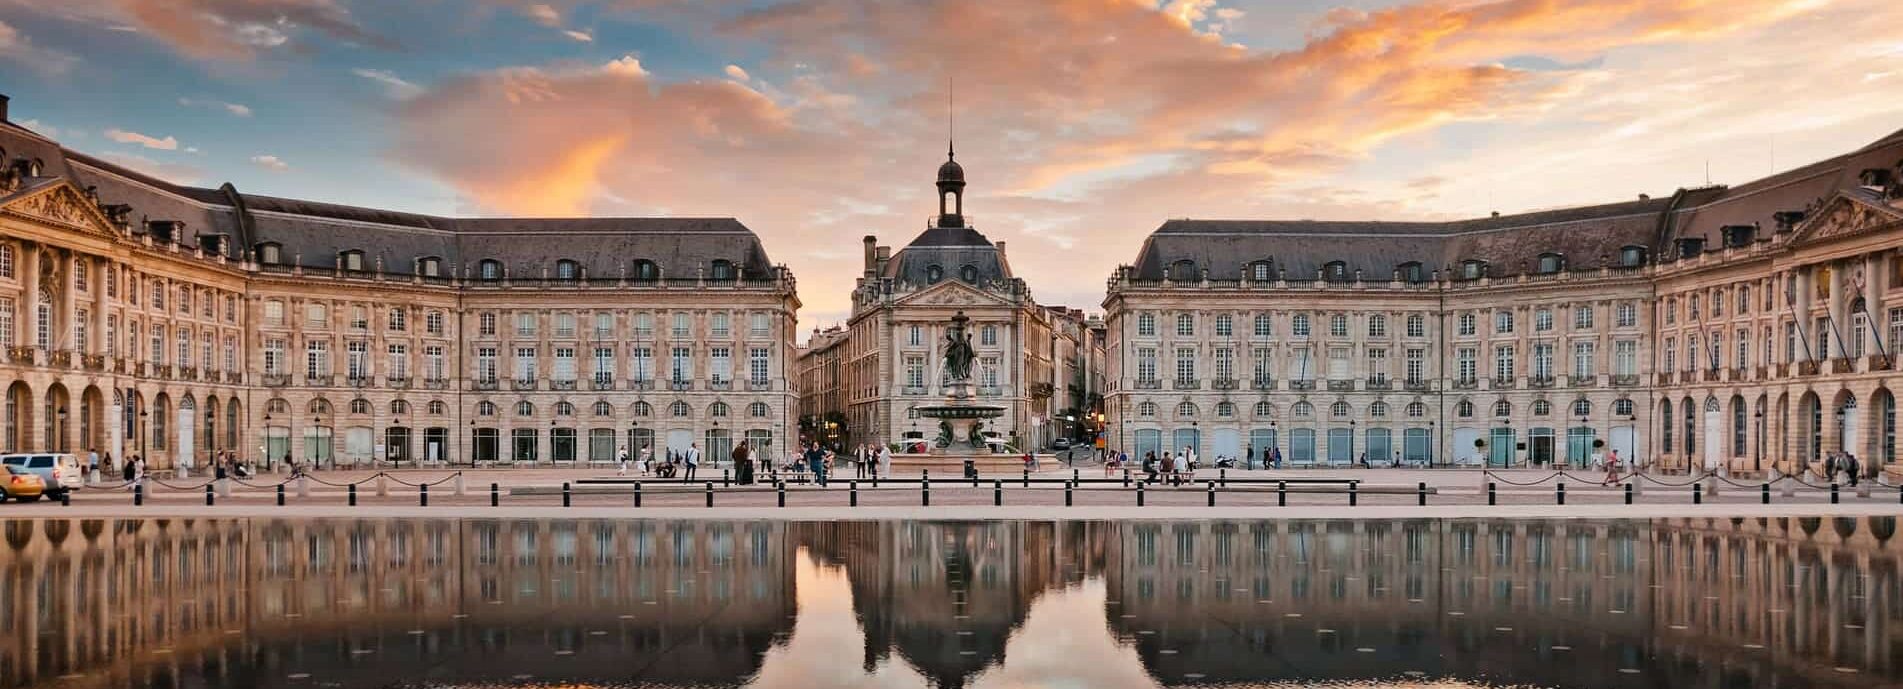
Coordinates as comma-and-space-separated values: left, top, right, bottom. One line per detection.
4, 185, 111, 233
1797, 196, 1900, 245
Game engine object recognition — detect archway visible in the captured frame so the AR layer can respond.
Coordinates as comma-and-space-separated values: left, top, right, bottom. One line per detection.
1832, 389, 1858, 456
1798, 391, 1822, 466
225, 397, 242, 456
3, 382, 29, 452
177, 394, 197, 469
204, 394, 219, 457
81, 385, 105, 453
44, 382, 70, 452
1875, 387, 1897, 466
1701, 396, 1721, 471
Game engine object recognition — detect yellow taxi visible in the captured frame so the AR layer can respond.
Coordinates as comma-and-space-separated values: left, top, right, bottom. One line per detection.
0, 464, 46, 502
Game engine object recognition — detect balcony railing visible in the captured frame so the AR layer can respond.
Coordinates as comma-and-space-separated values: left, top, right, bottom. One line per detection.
1327, 380, 1354, 392
550, 379, 578, 391
513, 379, 539, 391
1656, 372, 1674, 386
627, 379, 655, 391
746, 380, 772, 391
82, 354, 106, 372
903, 386, 928, 395
472, 379, 499, 391
1528, 377, 1554, 389
1289, 380, 1316, 391
1565, 375, 1598, 388
1610, 374, 1639, 386
669, 380, 693, 391
1831, 359, 1854, 374
1403, 380, 1430, 392
156, 365, 174, 380
592, 378, 615, 391
50, 350, 73, 368
424, 378, 450, 390
1703, 369, 1722, 383
387, 377, 412, 389
348, 376, 372, 388
1212, 378, 1239, 391
1797, 361, 1820, 376
225, 372, 244, 385
1489, 379, 1517, 390
305, 375, 334, 387
1134, 379, 1162, 390
978, 386, 1003, 396
1250, 379, 1275, 391
1364, 379, 1392, 391
263, 373, 291, 387
1173, 379, 1200, 390
708, 380, 733, 391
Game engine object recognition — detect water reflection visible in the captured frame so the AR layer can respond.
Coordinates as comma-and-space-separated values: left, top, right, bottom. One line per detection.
1, 517, 1897, 688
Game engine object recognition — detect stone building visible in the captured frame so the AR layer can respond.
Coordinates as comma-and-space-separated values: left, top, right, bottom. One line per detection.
0, 95, 800, 469
1104, 127, 1903, 473
796, 145, 1096, 452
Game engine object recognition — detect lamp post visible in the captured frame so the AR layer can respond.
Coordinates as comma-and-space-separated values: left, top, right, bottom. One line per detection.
56, 406, 68, 453
1753, 408, 1765, 473
1270, 420, 1279, 468
1428, 420, 1437, 469
263, 413, 273, 470
1349, 418, 1357, 467
138, 409, 148, 459
1578, 413, 1590, 469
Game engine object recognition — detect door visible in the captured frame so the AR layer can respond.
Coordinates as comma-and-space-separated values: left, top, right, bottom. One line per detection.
1366, 428, 1392, 465
1703, 406, 1723, 470
666, 429, 693, 456
1529, 428, 1554, 466
1134, 429, 1162, 460
176, 404, 196, 469
1488, 428, 1516, 467
1211, 429, 1241, 460
1610, 426, 1635, 466
1452, 427, 1482, 466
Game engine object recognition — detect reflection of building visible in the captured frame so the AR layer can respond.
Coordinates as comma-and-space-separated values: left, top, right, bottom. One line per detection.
797, 144, 1096, 452
1104, 129, 1903, 472
0, 96, 800, 469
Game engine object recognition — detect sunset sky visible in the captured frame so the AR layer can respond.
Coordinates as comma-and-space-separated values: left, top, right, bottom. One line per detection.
3, 0, 1900, 335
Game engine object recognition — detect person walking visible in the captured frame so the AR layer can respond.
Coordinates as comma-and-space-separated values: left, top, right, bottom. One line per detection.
122, 454, 137, 483
877, 443, 892, 479
1600, 449, 1623, 486
805, 442, 829, 487
617, 446, 631, 476
637, 444, 652, 476
684, 443, 701, 481
1845, 453, 1861, 487
733, 440, 754, 485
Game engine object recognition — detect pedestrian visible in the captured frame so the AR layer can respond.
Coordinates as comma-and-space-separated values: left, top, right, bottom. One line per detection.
1142, 451, 1160, 483
877, 443, 892, 479
684, 443, 701, 481
1358, 451, 1368, 468
102, 451, 115, 477
1024, 450, 1037, 473
638, 444, 652, 475
1172, 450, 1188, 485
1845, 453, 1861, 487
1600, 449, 1623, 486
130, 455, 147, 490
122, 454, 136, 483
1270, 446, 1282, 469
805, 442, 829, 487
86, 448, 98, 480
1245, 443, 1255, 470
617, 446, 630, 476
1824, 452, 1838, 482
733, 440, 754, 485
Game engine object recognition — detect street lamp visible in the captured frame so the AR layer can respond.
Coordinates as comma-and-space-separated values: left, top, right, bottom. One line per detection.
1270, 420, 1279, 468
1349, 419, 1357, 466
1753, 408, 1765, 474
56, 406, 68, 453
1428, 420, 1437, 468
138, 409, 148, 459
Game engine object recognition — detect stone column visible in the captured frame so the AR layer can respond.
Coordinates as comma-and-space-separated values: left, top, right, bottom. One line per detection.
1865, 252, 1886, 357
1828, 261, 1849, 359
1795, 267, 1814, 362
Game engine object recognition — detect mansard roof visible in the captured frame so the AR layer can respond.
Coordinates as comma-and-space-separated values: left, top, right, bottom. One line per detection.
2, 116, 779, 281
1129, 126, 1903, 281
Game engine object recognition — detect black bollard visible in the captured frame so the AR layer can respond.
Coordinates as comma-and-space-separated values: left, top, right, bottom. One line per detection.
1023, 469, 1030, 488
1488, 482, 1497, 506
420, 483, 428, 507
1065, 481, 1074, 506
994, 479, 1003, 506
1349, 483, 1358, 507
1137, 481, 1145, 507
705, 482, 714, 508
633, 482, 642, 507
1830, 482, 1840, 504
1693, 483, 1703, 505
723, 469, 731, 488
850, 481, 858, 507
1207, 481, 1216, 507
778, 481, 786, 507
1557, 482, 1566, 505
1761, 483, 1771, 505
1073, 468, 1080, 484
1624, 483, 1633, 505
348, 483, 358, 506
1278, 481, 1287, 507
1418, 482, 1427, 506
134, 484, 144, 506
922, 480, 931, 507
277, 484, 286, 506
61, 491, 70, 506
491, 482, 500, 507
1123, 469, 1131, 487
206, 484, 215, 506
563, 482, 572, 507
1220, 468, 1228, 487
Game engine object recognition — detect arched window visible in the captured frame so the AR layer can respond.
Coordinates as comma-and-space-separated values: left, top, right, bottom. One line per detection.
554, 401, 575, 416
926, 265, 944, 283
308, 398, 332, 415
477, 401, 497, 416
632, 260, 659, 282
1330, 401, 1350, 418
1215, 402, 1235, 418
516, 401, 535, 416
632, 401, 652, 417
1170, 260, 1198, 282
1397, 261, 1425, 283
960, 265, 979, 283
1532, 400, 1551, 416
1137, 402, 1157, 418
1456, 400, 1474, 418
711, 402, 730, 417
670, 401, 691, 417
748, 402, 769, 417
1176, 402, 1198, 418
390, 400, 410, 415
1406, 402, 1426, 418
428, 400, 447, 415
266, 398, 290, 414
709, 260, 734, 281
1369, 402, 1389, 418
555, 259, 579, 280
1613, 398, 1633, 417
478, 259, 503, 282
1292, 401, 1314, 418
1536, 253, 1564, 274
593, 401, 613, 416
418, 256, 442, 277
348, 398, 370, 415
1571, 399, 1592, 417
340, 250, 365, 272
1493, 400, 1512, 417
1253, 401, 1275, 418
255, 243, 282, 265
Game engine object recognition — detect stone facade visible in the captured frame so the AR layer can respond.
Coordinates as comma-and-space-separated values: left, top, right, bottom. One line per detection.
0, 103, 800, 470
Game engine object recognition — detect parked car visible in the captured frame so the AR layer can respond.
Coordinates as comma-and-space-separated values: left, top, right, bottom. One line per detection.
0, 464, 46, 502
1051, 438, 1073, 451
0, 453, 84, 498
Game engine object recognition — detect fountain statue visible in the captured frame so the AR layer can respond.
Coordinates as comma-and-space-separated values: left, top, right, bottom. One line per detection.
913, 311, 1006, 454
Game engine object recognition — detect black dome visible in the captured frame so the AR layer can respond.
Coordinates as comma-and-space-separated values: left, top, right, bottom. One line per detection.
937, 158, 965, 183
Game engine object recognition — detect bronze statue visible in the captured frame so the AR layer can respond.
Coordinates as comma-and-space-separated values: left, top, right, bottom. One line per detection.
943, 311, 976, 381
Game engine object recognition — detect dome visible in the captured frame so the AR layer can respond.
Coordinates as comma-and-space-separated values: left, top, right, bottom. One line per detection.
937, 158, 965, 184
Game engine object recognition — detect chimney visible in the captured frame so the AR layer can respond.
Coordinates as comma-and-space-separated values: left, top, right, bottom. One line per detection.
0, 94, 9, 123
862, 235, 877, 276
995, 241, 1007, 258
1638, 193, 1650, 201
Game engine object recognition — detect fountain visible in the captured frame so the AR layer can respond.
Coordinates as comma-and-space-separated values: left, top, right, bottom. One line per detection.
906, 311, 1009, 471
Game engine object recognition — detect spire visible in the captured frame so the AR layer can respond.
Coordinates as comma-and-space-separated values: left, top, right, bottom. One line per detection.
947, 76, 956, 161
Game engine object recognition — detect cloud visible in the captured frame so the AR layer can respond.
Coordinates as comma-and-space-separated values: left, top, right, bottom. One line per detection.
0, 18, 80, 74
14, 119, 59, 138
386, 0, 1899, 325
249, 154, 290, 171
9, 0, 393, 60
353, 67, 424, 99
178, 97, 253, 116
105, 128, 180, 150
562, 29, 592, 42
521, 3, 561, 27
99, 153, 204, 185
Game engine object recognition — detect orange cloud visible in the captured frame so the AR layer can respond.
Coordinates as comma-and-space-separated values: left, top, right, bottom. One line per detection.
15, 0, 393, 59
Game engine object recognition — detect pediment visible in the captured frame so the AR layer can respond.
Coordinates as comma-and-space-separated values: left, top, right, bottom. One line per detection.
0, 180, 121, 237
1787, 192, 1903, 247
894, 280, 1012, 308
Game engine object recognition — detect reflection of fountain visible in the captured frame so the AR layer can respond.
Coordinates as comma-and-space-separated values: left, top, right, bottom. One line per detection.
905, 311, 1009, 471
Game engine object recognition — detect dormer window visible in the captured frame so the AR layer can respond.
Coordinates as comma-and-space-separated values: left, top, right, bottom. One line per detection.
340, 250, 365, 272
1250, 261, 1273, 282
478, 259, 502, 282
710, 260, 734, 281
1323, 261, 1348, 282
1619, 245, 1647, 267
257, 243, 282, 265
926, 265, 944, 284
960, 265, 979, 283
1722, 225, 1755, 248
632, 259, 658, 282
1460, 260, 1487, 280
555, 259, 579, 281
418, 257, 442, 277
1536, 253, 1563, 274
1169, 260, 1197, 282
1397, 261, 1425, 283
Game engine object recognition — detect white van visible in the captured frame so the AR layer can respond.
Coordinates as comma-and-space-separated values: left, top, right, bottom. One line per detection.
0, 453, 84, 496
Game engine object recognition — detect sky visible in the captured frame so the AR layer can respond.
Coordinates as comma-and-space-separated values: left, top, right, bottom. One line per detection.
2, 0, 1901, 338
